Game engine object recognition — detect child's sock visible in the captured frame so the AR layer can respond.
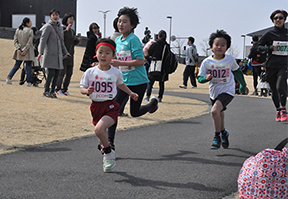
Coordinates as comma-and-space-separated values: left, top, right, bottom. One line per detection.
215, 132, 220, 137
103, 146, 112, 154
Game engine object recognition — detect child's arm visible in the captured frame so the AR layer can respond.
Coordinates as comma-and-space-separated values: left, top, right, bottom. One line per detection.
232, 68, 247, 93
197, 74, 212, 83
110, 59, 144, 67
80, 86, 94, 95
117, 83, 138, 101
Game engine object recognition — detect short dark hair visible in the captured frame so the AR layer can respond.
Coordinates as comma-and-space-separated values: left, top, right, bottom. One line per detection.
188, 36, 195, 44
31, 27, 37, 35
270, 9, 287, 22
209, 30, 231, 49
49, 8, 60, 16
96, 38, 116, 53
252, 36, 259, 42
62, 13, 75, 26
117, 7, 139, 30
89, 22, 100, 32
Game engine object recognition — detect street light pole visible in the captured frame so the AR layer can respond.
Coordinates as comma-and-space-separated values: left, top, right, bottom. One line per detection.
99, 10, 111, 38
241, 35, 246, 59
167, 16, 172, 45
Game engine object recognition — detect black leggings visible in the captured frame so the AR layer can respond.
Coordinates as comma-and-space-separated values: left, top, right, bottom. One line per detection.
266, 67, 287, 109
252, 66, 262, 90
108, 83, 155, 143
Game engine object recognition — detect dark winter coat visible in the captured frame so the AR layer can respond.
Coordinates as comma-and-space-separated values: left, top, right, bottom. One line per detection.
147, 39, 169, 82
80, 31, 98, 71
258, 26, 288, 69
62, 26, 80, 65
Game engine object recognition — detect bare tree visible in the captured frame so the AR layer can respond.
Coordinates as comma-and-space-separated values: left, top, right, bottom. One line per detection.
227, 45, 240, 58
200, 38, 240, 58
171, 38, 186, 57
199, 38, 212, 57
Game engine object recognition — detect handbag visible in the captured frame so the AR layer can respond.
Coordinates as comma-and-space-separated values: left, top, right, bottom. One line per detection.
148, 45, 167, 77
238, 138, 288, 198
50, 23, 71, 64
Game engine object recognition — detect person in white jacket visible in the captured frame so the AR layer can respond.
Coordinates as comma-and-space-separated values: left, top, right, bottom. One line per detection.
179, 36, 198, 89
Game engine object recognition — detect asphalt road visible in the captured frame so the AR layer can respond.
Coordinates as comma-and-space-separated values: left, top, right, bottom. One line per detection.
0, 92, 287, 199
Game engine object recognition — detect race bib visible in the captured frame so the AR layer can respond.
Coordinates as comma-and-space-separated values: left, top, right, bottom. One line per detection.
116, 50, 135, 71
206, 64, 230, 83
272, 41, 288, 56
88, 77, 115, 100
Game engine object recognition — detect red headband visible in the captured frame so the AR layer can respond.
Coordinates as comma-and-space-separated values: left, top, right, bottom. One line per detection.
96, 42, 115, 52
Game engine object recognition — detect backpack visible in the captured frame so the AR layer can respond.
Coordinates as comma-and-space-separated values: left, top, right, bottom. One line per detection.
250, 42, 268, 64
238, 138, 288, 199
163, 45, 178, 74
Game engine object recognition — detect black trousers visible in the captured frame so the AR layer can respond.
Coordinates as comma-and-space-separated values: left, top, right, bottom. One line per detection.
252, 66, 262, 90
183, 65, 197, 87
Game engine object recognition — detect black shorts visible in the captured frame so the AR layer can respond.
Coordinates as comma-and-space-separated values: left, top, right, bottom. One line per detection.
210, 93, 234, 112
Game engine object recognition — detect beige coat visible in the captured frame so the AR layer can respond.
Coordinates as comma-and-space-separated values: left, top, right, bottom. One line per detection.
12, 27, 34, 61
39, 20, 68, 70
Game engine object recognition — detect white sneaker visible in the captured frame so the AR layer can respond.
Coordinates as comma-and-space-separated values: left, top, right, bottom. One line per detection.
27, 83, 32, 87
179, 85, 187, 89
6, 79, 12, 84
63, 91, 71, 96
103, 150, 116, 172
143, 96, 150, 102
56, 90, 65, 96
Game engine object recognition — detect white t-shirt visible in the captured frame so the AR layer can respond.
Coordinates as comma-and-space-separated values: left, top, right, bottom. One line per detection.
80, 65, 124, 102
198, 54, 239, 100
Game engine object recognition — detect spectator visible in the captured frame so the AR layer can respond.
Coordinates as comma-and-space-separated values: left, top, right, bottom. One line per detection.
109, 17, 122, 41
6, 17, 34, 87
80, 22, 100, 72
56, 13, 81, 96
19, 26, 40, 86
144, 30, 169, 102
38, 8, 70, 98
248, 36, 264, 95
179, 36, 198, 89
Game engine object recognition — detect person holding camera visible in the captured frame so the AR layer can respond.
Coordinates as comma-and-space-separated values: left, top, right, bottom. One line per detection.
56, 13, 81, 96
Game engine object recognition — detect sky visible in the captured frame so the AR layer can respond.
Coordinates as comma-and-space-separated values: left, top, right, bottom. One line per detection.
76, 0, 288, 59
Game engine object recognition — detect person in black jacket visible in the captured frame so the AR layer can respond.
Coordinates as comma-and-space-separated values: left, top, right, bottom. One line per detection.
80, 22, 100, 72
258, 9, 288, 122
56, 13, 81, 96
144, 30, 169, 102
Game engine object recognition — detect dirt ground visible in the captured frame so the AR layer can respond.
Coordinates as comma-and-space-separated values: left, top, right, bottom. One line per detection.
0, 38, 253, 155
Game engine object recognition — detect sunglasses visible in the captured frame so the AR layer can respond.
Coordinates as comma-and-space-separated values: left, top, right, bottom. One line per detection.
273, 16, 284, 20
92, 27, 99, 29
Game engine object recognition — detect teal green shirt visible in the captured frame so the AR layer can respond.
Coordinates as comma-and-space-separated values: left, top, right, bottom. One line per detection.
115, 33, 149, 86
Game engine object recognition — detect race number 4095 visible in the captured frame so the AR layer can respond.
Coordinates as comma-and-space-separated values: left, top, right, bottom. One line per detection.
89, 81, 113, 93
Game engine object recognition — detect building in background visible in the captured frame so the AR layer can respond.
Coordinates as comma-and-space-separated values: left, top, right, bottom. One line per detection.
0, 0, 76, 39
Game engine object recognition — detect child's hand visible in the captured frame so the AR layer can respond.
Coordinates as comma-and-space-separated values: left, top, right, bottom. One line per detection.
110, 59, 121, 67
130, 92, 138, 101
87, 86, 94, 95
91, 62, 98, 66
206, 74, 213, 80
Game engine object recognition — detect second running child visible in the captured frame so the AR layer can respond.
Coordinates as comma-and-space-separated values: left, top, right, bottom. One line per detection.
197, 30, 246, 150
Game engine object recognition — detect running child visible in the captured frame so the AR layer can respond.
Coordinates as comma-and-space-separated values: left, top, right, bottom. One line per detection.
197, 30, 246, 149
80, 38, 138, 172
108, 7, 159, 150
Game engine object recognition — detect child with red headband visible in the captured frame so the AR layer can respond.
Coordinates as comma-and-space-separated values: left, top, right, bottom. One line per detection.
80, 38, 138, 172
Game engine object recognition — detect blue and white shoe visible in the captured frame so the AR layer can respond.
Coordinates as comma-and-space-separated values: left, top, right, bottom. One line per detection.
211, 136, 221, 149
